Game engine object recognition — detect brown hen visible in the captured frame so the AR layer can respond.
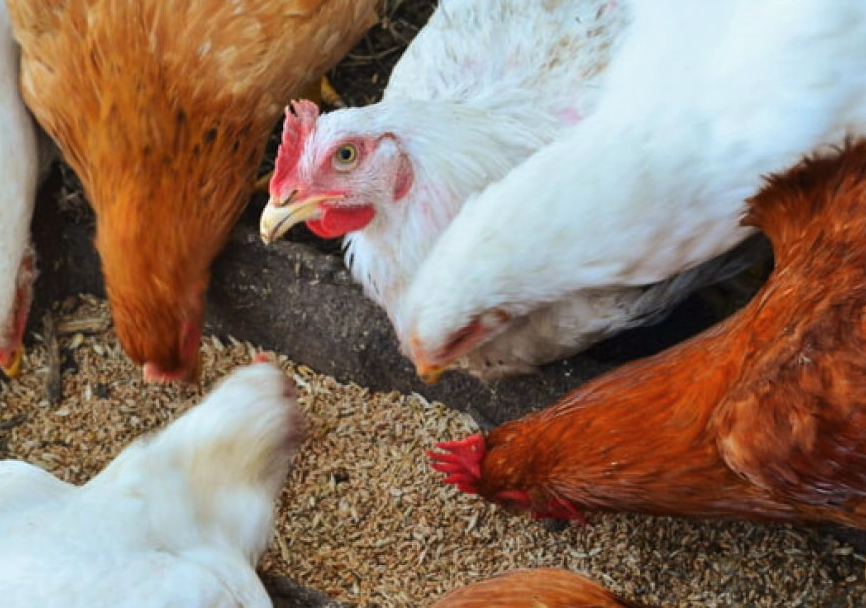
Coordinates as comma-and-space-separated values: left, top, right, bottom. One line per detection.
6, 0, 380, 381
430, 141, 866, 528
431, 568, 648, 608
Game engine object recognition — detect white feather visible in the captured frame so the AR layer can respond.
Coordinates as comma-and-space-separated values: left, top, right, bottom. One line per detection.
284, 0, 630, 375
0, 363, 304, 608
0, 0, 40, 350
405, 0, 866, 368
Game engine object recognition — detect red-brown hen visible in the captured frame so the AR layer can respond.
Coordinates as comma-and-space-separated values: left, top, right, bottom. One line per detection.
430, 141, 866, 529
6, 0, 380, 381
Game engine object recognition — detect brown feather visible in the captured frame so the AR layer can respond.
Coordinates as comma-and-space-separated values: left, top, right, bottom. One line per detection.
5, 0, 380, 375
431, 568, 648, 608
470, 141, 866, 528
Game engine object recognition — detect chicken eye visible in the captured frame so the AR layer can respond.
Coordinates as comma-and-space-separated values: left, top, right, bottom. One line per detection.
334, 143, 358, 167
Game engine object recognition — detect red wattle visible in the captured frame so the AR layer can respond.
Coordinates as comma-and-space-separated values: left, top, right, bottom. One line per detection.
307, 205, 375, 238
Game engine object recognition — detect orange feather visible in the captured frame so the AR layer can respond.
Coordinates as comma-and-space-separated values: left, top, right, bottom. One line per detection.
431, 569, 649, 608
6, 0, 380, 379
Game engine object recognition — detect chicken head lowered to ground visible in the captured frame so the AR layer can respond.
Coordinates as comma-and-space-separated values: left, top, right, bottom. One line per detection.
0, 360, 304, 608
401, 0, 866, 382
430, 141, 866, 529
260, 0, 767, 381
5, 0, 380, 381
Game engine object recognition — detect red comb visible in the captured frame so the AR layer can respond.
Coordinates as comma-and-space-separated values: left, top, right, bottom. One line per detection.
426, 433, 486, 495
271, 100, 320, 196
252, 353, 271, 364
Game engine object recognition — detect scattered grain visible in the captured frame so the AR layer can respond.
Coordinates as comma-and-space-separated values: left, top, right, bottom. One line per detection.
0, 297, 863, 607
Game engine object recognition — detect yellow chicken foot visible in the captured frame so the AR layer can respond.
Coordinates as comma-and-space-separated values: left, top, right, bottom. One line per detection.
299, 75, 346, 108
254, 171, 273, 194
319, 75, 347, 108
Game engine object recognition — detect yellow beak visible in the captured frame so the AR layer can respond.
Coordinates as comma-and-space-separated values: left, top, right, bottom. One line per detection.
259, 193, 344, 244
418, 364, 446, 384
410, 335, 450, 384
1, 347, 23, 379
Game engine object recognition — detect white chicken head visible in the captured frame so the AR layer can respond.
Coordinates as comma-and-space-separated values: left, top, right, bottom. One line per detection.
260, 100, 414, 243
116, 357, 306, 561
410, 305, 512, 384
401, 220, 519, 383
175, 358, 305, 500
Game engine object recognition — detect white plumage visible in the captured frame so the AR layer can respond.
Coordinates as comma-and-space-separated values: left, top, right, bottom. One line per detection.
347, 0, 625, 317
401, 0, 866, 376
0, 0, 42, 378
264, 0, 720, 379
259, 0, 777, 380
0, 362, 304, 608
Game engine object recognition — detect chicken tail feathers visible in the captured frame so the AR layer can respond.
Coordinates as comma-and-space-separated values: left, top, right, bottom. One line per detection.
743, 139, 866, 266
427, 433, 486, 495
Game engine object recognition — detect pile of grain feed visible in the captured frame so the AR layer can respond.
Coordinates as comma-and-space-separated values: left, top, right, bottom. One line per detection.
1, 296, 863, 607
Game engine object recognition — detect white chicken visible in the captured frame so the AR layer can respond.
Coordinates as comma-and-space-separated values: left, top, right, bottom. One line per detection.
0, 361, 305, 608
0, 0, 41, 379
260, 0, 765, 380
396, 0, 866, 379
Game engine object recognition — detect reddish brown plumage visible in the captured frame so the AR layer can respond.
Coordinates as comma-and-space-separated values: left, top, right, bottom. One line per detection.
431, 141, 866, 528
6, 0, 380, 380
430, 569, 648, 608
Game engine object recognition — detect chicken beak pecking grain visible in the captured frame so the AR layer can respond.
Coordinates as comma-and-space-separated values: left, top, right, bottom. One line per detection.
260, 193, 343, 244
0, 347, 23, 379
142, 349, 203, 384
